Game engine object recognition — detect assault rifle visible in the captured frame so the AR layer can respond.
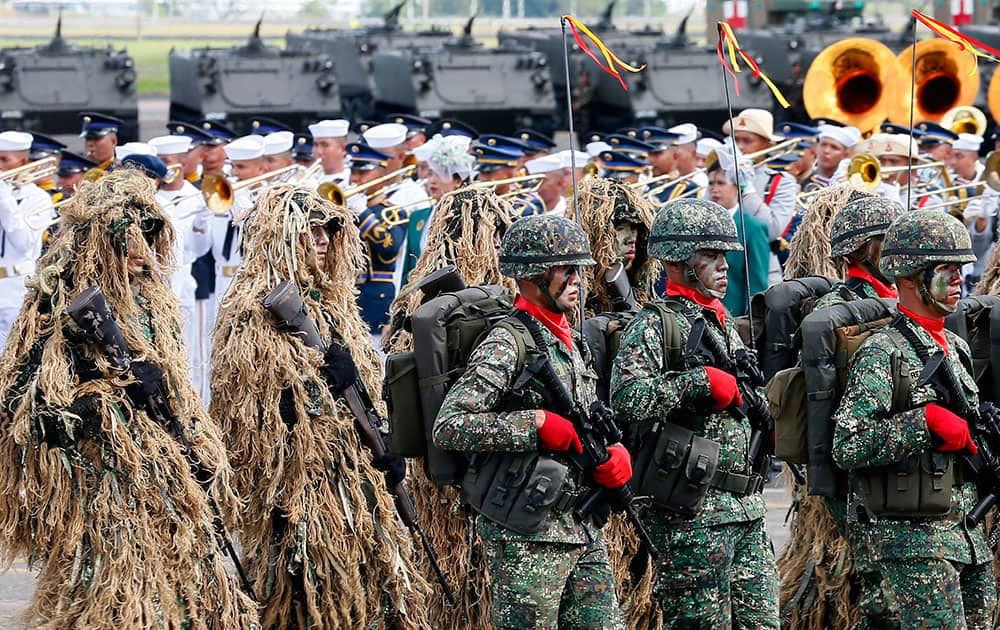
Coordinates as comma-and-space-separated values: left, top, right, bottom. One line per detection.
510, 310, 659, 558
687, 314, 775, 486
66, 285, 256, 599
262, 280, 457, 605
907, 334, 1000, 528
604, 261, 637, 312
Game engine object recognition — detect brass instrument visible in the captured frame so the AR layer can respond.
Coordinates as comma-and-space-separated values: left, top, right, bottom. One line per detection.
161, 164, 183, 185
891, 39, 979, 124
796, 153, 951, 204
988, 69, 1000, 125
199, 164, 302, 215
909, 151, 1000, 213
380, 196, 433, 227
83, 168, 107, 183
0, 156, 58, 186
295, 160, 324, 184
471, 173, 546, 194
940, 105, 987, 135
317, 163, 418, 207
802, 38, 901, 132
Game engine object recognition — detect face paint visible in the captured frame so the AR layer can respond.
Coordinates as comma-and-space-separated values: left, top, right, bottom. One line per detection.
686, 250, 729, 299
614, 223, 639, 271
538, 265, 581, 314
922, 263, 963, 314
125, 235, 147, 276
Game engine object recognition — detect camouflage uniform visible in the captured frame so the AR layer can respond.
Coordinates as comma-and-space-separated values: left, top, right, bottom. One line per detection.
610, 198, 780, 628
434, 215, 624, 630
809, 195, 906, 627
832, 210, 997, 629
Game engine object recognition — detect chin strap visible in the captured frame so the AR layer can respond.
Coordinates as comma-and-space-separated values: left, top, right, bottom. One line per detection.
917, 267, 957, 315
683, 261, 725, 300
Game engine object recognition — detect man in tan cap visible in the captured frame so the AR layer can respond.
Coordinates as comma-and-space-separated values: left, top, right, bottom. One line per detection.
722, 108, 799, 285
865, 133, 939, 210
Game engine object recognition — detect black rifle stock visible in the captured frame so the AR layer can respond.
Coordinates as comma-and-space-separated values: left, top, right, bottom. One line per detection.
66, 285, 257, 600
262, 279, 457, 606
511, 311, 659, 558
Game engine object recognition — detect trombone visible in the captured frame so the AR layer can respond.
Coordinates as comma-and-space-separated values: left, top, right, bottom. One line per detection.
0, 156, 58, 186
198, 164, 302, 214
317, 163, 417, 207
380, 196, 433, 227
470, 173, 546, 193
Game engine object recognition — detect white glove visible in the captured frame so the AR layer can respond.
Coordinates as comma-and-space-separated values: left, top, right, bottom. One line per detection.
736, 158, 756, 194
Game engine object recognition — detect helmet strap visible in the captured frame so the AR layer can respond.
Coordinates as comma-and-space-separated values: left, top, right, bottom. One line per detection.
533, 270, 567, 314
917, 267, 957, 315
683, 259, 725, 300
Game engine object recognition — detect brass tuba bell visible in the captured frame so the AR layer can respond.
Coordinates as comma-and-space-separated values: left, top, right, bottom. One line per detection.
890, 39, 979, 124
803, 38, 901, 133
940, 105, 987, 135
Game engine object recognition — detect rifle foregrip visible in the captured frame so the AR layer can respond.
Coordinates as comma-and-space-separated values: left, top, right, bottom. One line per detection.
966, 494, 997, 528
392, 483, 419, 529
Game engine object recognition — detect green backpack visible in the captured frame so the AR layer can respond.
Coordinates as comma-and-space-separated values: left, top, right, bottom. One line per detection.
384, 286, 519, 486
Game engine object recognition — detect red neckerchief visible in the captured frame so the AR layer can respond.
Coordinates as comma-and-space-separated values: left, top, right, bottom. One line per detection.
899, 304, 949, 355
666, 281, 727, 327
847, 266, 898, 299
514, 294, 573, 353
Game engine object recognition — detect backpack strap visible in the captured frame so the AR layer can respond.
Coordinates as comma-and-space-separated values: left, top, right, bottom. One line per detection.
494, 313, 536, 378
642, 299, 693, 371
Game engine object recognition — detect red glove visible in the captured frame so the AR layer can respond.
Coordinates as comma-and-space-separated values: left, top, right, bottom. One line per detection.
925, 403, 977, 454
537, 411, 583, 454
593, 444, 633, 488
704, 366, 743, 410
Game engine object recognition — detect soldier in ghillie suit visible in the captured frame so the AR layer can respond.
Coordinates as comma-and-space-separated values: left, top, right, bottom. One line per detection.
434, 214, 629, 629
610, 198, 780, 628
564, 177, 658, 316
779, 193, 905, 630
383, 186, 514, 629
0, 169, 259, 628
783, 183, 858, 281
833, 210, 997, 629
209, 184, 430, 629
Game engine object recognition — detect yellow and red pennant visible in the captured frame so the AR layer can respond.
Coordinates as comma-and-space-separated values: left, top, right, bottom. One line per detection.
911, 9, 1000, 71
562, 15, 645, 90
716, 21, 790, 108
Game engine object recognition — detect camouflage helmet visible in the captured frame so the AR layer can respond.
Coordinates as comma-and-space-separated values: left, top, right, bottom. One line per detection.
498, 214, 596, 278
829, 195, 904, 258
879, 210, 976, 279
648, 198, 743, 262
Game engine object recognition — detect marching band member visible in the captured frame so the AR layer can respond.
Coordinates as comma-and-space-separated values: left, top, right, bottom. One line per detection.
28, 132, 66, 203
150, 134, 214, 397
214, 135, 265, 307
292, 132, 316, 169
0, 130, 52, 349
524, 153, 569, 216
308, 118, 351, 187
262, 130, 295, 172
79, 112, 122, 173
806, 123, 861, 191
56, 150, 97, 198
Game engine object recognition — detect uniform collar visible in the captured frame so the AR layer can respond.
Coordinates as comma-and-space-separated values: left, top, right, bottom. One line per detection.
665, 280, 726, 327
847, 266, 898, 299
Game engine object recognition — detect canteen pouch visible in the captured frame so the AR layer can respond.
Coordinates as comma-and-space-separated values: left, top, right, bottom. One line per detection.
767, 366, 809, 464
461, 452, 571, 535
856, 451, 956, 518
630, 420, 721, 518
384, 351, 425, 457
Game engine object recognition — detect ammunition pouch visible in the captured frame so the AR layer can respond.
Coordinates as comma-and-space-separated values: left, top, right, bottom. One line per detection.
629, 420, 722, 518
460, 452, 575, 535
384, 351, 425, 457
856, 451, 958, 518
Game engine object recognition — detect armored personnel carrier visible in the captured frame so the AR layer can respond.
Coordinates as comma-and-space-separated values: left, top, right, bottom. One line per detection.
0, 16, 138, 140
370, 16, 555, 134
286, 1, 452, 121
169, 19, 340, 134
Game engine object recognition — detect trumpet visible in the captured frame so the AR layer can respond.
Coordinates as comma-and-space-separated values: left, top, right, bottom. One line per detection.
295, 161, 324, 184
0, 156, 58, 186
317, 164, 417, 207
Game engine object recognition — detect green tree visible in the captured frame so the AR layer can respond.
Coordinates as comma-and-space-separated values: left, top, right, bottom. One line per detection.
299, 0, 330, 18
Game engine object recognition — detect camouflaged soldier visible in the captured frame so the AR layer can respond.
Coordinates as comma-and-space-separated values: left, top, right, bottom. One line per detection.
610, 198, 780, 628
434, 214, 628, 629
832, 210, 997, 629
812, 194, 906, 311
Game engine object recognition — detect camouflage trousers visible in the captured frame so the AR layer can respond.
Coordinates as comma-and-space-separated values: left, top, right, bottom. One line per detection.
652, 517, 779, 629
877, 557, 996, 630
483, 536, 623, 630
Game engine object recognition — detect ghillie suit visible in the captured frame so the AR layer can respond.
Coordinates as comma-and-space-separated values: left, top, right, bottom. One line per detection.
383, 187, 513, 629
209, 184, 431, 629
779, 183, 884, 629
565, 177, 659, 317
0, 169, 259, 628
975, 238, 1000, 297
782, 183, 856, 282
566, 177, 661, 628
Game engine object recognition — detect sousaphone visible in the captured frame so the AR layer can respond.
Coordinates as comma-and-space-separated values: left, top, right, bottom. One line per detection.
890, 39, 979, 124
